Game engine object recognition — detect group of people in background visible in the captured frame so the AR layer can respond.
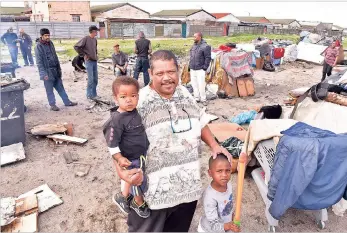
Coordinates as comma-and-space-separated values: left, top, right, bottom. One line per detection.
1, 27, 34, 68
2, 25, 212, 111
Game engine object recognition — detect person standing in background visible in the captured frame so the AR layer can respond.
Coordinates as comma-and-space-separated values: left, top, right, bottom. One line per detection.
133, 31, 152, 86
35, 28, 77, 111
189, 32, 211, 106
18, 28, 34, 66
74, 26, 100, 100
1, 27, 20, 68
322, 40, 340, 81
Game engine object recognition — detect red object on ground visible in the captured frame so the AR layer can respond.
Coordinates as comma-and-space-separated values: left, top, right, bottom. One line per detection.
274, 48, 285, 59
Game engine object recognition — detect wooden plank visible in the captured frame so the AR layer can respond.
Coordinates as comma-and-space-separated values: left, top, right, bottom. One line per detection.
17, 184, 63, 213
1, 197, 16, 227
207, 123, 247, 142
1, 143, 26, 166
15, 195, 38, 217
2, 212, 38, 233
46, 134, 88, 145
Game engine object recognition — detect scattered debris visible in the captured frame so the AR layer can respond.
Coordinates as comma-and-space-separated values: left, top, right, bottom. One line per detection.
2, 212, 38, 233
17, 184, 63, 213
1, 143, 26, 166
47, 134, 88, 145
15, 195, 38, 217
30, 124, 67, 136
74, 163, 91, 177
63, 152, 79, 164
1, 197, 16, 227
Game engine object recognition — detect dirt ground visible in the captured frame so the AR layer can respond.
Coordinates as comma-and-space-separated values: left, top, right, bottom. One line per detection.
1, 61, 346, 232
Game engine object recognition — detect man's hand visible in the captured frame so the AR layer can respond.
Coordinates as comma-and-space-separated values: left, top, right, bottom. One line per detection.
333, 63, 337, 67
43, 76, 49, 81
84, 55, 89, 61
211, 144, 233, 163
118, 157, 131, 168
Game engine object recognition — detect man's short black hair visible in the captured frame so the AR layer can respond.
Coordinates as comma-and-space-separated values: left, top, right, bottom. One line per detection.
150, 50, 178, 71
89, 25, 99, 33
209, 153, 229, 169
112, 76, 140, 96
40, 28, 50, 36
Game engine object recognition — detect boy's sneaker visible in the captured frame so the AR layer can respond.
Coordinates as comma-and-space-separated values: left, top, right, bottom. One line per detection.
130, 199, 151, 218
112, 193, 133, 214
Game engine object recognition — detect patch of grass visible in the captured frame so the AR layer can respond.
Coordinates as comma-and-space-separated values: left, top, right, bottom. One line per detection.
52, 34, 300, 61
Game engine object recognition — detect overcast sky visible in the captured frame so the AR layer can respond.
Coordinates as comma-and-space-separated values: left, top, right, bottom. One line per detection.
2, 1, 347, 28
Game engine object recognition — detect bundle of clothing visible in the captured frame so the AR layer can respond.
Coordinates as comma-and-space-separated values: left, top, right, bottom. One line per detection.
268, 122, 347, 220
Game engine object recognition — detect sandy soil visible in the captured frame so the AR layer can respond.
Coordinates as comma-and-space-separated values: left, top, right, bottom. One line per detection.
1, 61, 346, 232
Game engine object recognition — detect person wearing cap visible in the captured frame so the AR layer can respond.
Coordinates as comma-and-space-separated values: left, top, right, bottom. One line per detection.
112, 42, 131, 77
133, 31, 152, 86
1, 27, 20, 68
322, 40, 340, 81
18, 28, 34, 66
35, 28, 77, 111
74, 25, 100, 100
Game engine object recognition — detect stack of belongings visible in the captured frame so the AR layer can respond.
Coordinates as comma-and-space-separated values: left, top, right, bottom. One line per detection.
287, 69, 347, 107
253, 38, 276, 72
206, 43, 255, 98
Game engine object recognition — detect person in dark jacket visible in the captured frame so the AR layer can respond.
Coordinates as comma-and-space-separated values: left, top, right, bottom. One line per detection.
18, 28, 34, 66
74, 25, 99, 100
35, 28, 77, 111
1, 27, 20, 68
72, 55, 86, 72
189, 32, 211, 106
133, 31, 152, 86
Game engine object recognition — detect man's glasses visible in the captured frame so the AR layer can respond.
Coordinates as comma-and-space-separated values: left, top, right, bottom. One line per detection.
168, 108, 192, 133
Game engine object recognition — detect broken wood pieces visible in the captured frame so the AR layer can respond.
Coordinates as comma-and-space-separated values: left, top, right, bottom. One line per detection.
30, 124, 67, 136
15, 195, 38, 217
1, 195, 38, 232
17, 184, 63, 213
1, 143, 26, 166
1, 184, 62, 232
1, 197, 16, 227
47, 134, 88, 145
2, 212, 38, 233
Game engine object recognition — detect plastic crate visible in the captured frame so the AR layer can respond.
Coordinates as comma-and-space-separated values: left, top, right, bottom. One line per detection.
252, 139, 276, 182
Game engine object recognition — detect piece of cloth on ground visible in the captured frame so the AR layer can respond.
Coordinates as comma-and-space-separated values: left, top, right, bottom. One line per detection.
259, 105, 282, 119
241, 119, 298, 160
230, 110, 257, 125
267, 122, 347, 220
221, 136, 243, 158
